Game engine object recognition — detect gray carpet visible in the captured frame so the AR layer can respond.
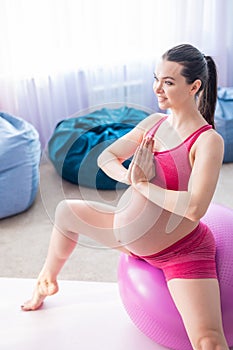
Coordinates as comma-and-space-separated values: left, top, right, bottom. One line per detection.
1, 158, 233, 282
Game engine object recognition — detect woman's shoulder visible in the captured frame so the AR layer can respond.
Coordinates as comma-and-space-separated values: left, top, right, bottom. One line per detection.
194, 127, 224, 158
136, 112, 166, 130
123, 112, 167, 143
198, 127, 224, 146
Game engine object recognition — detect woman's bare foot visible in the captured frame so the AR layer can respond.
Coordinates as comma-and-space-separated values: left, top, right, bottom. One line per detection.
21, 277, 59, 311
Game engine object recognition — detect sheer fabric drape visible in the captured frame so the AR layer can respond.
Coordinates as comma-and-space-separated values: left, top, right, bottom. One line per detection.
0, 0, 232, 148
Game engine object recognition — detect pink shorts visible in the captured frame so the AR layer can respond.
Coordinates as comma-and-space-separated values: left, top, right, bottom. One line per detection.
131, 222, 217, 281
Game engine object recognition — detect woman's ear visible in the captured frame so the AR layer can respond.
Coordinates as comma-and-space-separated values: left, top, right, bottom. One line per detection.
190, 79, 202, 95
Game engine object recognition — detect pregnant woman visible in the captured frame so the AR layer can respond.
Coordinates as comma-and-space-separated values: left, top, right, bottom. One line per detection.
22, 44, 228, 350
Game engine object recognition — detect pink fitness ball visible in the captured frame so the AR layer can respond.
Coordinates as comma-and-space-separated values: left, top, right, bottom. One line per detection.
118, 203, 233, 350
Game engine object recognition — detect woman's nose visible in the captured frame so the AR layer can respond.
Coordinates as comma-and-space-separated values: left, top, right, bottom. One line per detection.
153, 80, 163, 94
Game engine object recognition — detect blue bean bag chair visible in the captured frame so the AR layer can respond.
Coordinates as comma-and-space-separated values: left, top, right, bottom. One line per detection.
48, 106, 149, 190
215, 87, 233, 163
0, 113, 41, 219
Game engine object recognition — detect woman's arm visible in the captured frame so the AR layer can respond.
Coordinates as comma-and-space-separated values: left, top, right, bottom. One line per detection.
97, 113, 162, 184
97, 133, 139, 184
131, 130, 224, 221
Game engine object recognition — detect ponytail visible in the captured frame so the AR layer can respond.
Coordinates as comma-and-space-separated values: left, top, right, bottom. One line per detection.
197, 56, 217, 129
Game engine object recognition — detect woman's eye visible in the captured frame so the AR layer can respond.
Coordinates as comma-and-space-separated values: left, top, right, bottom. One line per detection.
153, 73, 158, 81
165, 80, 173, 86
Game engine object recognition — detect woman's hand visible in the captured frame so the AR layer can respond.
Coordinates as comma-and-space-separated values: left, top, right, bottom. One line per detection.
127, 137, 156, 185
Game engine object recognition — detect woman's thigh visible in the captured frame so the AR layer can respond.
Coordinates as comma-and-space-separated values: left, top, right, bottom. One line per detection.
55, 199, 131, 253
167, 278, 228, 349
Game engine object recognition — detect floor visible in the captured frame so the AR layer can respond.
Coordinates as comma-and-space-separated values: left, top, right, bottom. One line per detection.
0, 278, 169, 350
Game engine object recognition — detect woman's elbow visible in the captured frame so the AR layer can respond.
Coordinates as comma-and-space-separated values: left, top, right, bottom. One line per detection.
186, 204, 207, 222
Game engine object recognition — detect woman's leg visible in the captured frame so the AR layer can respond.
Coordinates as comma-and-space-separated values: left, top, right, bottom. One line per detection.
22, 199, 130, 311
167, 278, 229, 350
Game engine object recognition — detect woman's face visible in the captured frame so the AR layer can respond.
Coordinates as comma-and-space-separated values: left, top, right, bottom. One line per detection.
153, 59, 194, 110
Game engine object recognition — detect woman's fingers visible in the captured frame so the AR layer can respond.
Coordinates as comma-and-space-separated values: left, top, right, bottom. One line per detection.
128, 137, 155, 184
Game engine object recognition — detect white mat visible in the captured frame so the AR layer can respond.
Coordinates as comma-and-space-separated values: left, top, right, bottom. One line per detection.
0, 278, 168, 350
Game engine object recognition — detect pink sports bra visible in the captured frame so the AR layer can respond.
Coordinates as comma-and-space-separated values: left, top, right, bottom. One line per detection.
147, 116, 212, 191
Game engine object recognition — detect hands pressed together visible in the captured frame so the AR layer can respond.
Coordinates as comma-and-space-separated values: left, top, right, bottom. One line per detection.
124, 137, 156, 185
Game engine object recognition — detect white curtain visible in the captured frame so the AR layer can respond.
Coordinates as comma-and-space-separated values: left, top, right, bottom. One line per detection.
0, 0, 232, 148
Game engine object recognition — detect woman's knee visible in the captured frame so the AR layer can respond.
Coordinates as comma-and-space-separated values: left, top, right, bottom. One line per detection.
54, 200, 79, 233
194, 331, 228, 350
54, 200, 79, 241
55, 200, 70, 223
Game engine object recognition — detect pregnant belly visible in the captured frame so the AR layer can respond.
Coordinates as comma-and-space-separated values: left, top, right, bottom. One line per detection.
114, 187, 197, 254
114, 187, 164, 245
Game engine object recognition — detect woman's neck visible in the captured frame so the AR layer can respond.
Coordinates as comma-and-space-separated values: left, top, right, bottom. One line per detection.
168, 104, 206, 130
